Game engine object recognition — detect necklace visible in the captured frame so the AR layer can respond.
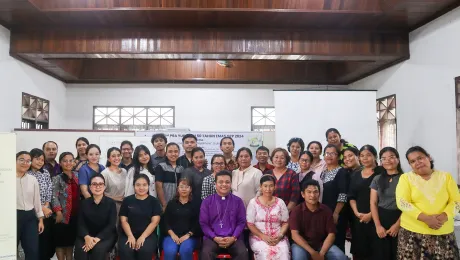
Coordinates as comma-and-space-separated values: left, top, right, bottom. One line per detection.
215, 195, 230, 228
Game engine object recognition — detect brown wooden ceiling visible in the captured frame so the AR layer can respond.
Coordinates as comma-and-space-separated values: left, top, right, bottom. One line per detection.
2, 0, 459, 84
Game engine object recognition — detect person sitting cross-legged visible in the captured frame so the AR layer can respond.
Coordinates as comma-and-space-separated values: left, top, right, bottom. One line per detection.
290, 179, 347, 260
199, 170, 248, 260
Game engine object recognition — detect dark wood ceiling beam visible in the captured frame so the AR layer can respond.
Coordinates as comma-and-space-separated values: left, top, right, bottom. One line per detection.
30, 0, 380, 11
43, 59, 368, 84
10, 28, 409, 61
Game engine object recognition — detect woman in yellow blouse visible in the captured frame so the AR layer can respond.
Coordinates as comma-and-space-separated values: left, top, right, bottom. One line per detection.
396, 146, 460, 259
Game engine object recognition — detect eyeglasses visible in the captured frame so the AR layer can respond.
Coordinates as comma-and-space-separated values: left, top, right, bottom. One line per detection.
408, 156, 427, 165
90, 182, 105, 188
299, 159, 311, 163
212, 162, 225, 166
380, 156, 397, 163
178, 185, 190, 189
122, 148, 132, 152
17, 159, 31, 165
324, 152, 338, 157
61, 160, 74, 164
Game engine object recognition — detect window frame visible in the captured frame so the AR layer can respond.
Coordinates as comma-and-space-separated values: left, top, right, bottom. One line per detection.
251, 106, 275, 132
21, 92, 50, 129
376, 94, 397, 150
92, 106, 175, 131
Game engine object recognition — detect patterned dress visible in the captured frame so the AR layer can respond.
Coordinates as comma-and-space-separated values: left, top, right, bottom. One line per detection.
246, 197, 290, 260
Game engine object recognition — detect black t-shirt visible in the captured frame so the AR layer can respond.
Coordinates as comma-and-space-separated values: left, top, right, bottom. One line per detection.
119, 195, 162, 238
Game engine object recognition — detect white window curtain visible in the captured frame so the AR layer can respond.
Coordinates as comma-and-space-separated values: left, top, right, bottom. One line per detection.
378, 119, 396, 150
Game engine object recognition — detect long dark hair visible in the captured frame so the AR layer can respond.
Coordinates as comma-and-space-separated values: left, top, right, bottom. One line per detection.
190, 147, 206, 168
359, 145, 378, 167
75, 137, 89, 160
106, 147, 122, 167
299, 151, 315, 179
29, 148, 45, 173
133, 145, 155, 177
378, 147, 404, 191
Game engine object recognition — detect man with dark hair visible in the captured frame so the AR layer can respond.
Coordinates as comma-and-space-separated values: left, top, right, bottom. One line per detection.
253, 146, 274, 174
151, 133, 167, 168
290, 179, 347, 260
200, 170, 247, 260
177, 134, 197, 169
42, 141, 60, 177
220, 137, 237, 171
119, 140, 134, 171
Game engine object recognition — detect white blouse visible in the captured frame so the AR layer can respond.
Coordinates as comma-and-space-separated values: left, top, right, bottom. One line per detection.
231, 166, 263, 208
17, 174, 44, 218
124, 167, 156, 197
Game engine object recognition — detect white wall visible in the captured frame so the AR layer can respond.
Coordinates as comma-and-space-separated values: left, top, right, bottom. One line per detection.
351, 7, 460, 181
0, 25, 67, 132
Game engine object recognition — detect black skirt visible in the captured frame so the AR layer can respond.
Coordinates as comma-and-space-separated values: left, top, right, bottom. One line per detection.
53, 215, 78, 247
350, 212, 373, 257
372, 207, 401, 260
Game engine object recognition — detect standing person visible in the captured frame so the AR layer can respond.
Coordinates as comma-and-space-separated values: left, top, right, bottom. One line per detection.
27, 148, 54, 260
74, 174, 117, 260
265, 148, 300, 212
17, 151, 45, 260
118, 174, 162, 260
125, 145, 156, 197
307, 141, 326, 176
177, 134, 198, 169
287, 137, 304, 173
52, 152, 80, 260
43, 141, 60, 178
79, 144, 105, 199
253, 146, 274, 174
220, 137, 237, 171
120, 141, 134, 171
201, 154, 227, 200
231, 147, 263, 208
151, 133, 167, 168
348, 145, 380, 260
155, 142, 185, 211
73, 137, 89, 171
101, 147, 127, 214
290, 179, 348, 260
370, 147, 403, 260
200, 171, 248, 260
396, 146, 460, 259
246, 175, 290, 260
325, 128, 356, 166
181, 147, 212, 202
343, 147, 361, 175
163, 178, 200, 260
320, 144, 349, 252
298, 151, 323, 203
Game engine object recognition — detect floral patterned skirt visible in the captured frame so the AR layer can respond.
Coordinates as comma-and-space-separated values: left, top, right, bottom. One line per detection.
397, 227, 460, 260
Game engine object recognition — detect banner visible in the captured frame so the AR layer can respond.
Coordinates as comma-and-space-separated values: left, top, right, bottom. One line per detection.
100, 131, 264, 166
0, 133, 17, 260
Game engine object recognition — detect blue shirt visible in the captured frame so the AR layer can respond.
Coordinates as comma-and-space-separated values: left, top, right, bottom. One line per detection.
78, 163, 105, 186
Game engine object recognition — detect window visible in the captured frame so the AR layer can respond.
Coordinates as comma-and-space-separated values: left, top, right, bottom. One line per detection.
93, 106, 175, 131
21, 93, 49, 129
251, 107, 275, 131
376, 95, 397, 150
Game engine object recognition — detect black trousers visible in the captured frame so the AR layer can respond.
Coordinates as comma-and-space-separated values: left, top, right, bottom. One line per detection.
39, 216, 55, 260
17, 210, 39, 260
334, 212, 348, 253
372, 207, 401, 260
118, 234, 157, 260
74, 235, 117, 260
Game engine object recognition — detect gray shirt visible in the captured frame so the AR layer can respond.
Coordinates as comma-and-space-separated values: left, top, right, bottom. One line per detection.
369, 174, 401, 210
181, 167, 212, 202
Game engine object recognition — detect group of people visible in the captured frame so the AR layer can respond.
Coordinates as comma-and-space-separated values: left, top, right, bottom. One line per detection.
15, 128, 460, 260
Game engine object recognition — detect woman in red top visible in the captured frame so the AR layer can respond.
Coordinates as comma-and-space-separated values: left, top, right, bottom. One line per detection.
265, 148, 300, 212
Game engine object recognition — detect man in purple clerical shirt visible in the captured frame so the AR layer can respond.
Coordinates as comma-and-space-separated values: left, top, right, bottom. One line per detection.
199, 170, 248, 260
